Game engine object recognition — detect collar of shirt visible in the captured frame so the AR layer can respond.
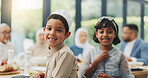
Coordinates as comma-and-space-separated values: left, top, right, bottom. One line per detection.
48, 42, 65, 57
0, 41, 6, 46
97, 47, 117, 56
127, 38, 137, 45
124, 38, 137, 57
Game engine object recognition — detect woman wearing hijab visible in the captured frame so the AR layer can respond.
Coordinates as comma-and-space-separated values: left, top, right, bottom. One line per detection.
27, 28, 48, 66
70, 28, 94, 60
28, 28, 48, 57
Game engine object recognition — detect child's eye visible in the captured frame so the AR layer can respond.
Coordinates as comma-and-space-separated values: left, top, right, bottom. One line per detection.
108, 31, 113, 33
99, 31, 104, 34
56, 29, 62, 32
47, 28, 51, 30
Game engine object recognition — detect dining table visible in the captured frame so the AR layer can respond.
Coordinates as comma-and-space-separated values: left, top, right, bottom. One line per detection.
1, 66, 148, 78
131, 66, 148, 78
0, 66, 46, 78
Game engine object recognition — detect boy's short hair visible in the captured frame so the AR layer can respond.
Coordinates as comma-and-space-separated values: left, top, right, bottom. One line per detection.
93, 19, 121, 45
45, 14, 69, 34
45, 9, 72, 34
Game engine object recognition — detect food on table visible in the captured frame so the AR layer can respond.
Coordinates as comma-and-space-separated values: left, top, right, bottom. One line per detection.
0, 64, 13, 72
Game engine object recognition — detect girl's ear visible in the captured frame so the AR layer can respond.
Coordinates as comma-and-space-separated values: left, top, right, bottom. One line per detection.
114, 34, 116, 38
95, 31, 98, 38
65, 32, 71, 39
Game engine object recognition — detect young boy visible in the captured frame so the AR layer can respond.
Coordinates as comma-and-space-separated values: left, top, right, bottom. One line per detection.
42, 9, 78, 78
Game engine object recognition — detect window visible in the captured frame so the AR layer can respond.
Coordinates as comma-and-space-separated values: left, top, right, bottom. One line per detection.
81, 0, 101, 46
51, 0, 76, 46
127, 1, 141, 38
11, 0, 43, 53
144, 4, 148, 41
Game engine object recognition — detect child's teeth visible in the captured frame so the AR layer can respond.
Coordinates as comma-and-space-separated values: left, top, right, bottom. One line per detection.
50, 38, 55, 40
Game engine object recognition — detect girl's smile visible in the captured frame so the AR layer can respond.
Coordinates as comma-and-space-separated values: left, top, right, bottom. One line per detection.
96, 26, 115, 46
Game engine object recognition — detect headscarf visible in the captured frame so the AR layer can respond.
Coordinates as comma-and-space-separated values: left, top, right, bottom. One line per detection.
75, 28, 94, 59
36, 28, 44, 43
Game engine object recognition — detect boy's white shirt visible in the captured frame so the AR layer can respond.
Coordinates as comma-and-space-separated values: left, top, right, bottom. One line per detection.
45, 42, 78, 78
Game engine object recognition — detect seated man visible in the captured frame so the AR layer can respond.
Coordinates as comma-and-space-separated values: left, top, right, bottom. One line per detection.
0, 23, 15, 64
120, 24, 148, 65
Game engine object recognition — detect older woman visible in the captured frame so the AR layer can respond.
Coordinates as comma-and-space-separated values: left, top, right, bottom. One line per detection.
28, 28, 48, 66
28, 28, 48, 57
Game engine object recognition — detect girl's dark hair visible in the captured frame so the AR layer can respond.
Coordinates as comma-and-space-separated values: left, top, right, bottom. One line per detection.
93, 19, 121, 45
45, 14, 69, 34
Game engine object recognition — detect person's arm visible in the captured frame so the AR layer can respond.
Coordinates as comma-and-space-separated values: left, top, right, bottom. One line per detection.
52, 52, 77, 78
136, 43, 148, 65
120, 53, 134, 78
83, 51, 109, 78
78, 50, 92, 78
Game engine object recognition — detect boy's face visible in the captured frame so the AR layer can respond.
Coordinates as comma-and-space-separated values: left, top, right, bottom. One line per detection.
43, 19, 71, 48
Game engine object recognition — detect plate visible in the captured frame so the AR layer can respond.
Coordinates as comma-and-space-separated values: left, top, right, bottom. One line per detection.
129, 66, 143, 71
128, 62, 144, 66
0, 70, 20, 75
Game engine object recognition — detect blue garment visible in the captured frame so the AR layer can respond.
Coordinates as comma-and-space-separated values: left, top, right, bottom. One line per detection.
79, 47, 133, 78
120, 38, 148, 65
70, 44, 83, 56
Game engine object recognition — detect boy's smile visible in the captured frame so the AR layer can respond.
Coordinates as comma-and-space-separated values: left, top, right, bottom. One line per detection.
44, 19, 69, 48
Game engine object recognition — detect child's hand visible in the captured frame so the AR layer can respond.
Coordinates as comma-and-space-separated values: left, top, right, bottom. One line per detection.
33, 72, 45, 78
125, 55, 132, 62
96, 51, 109, 63
97, 73, 114, 78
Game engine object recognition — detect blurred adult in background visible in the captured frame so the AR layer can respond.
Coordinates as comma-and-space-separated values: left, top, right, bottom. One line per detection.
70, 28, 94, 60
27, 28, 48, 66
120, 24, 148, 65
0, 23, 15, 64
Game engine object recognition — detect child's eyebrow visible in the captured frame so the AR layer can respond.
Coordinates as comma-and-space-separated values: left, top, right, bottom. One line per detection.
56, 27, 64, 29
46, 25, 51, 27
107, 28, 113, 30
98, 29, 104, 30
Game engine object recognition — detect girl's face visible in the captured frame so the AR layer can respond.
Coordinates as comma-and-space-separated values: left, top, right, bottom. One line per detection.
43, 19, 70, 48
96, 24, 116, 46
79, 31, 87, 44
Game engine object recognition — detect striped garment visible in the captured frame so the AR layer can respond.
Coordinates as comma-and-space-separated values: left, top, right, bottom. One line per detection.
79, 47, 134, 78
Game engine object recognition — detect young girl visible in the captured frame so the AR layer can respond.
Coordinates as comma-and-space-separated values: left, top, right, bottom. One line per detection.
79, 16, 133, 78
41, 9, 78, 78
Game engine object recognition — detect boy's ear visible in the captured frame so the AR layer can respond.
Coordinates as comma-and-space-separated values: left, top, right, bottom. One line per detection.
65, 32, 71, 39
43, 27, 45, 32
95, 31, 98, 38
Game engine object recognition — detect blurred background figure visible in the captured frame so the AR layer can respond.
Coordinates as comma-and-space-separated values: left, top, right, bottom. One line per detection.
28, 28, 48, 57
27, 28, 48, 66
70, 28, 94, 61
120, 24, 148, 65
0, 23, 16, 65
